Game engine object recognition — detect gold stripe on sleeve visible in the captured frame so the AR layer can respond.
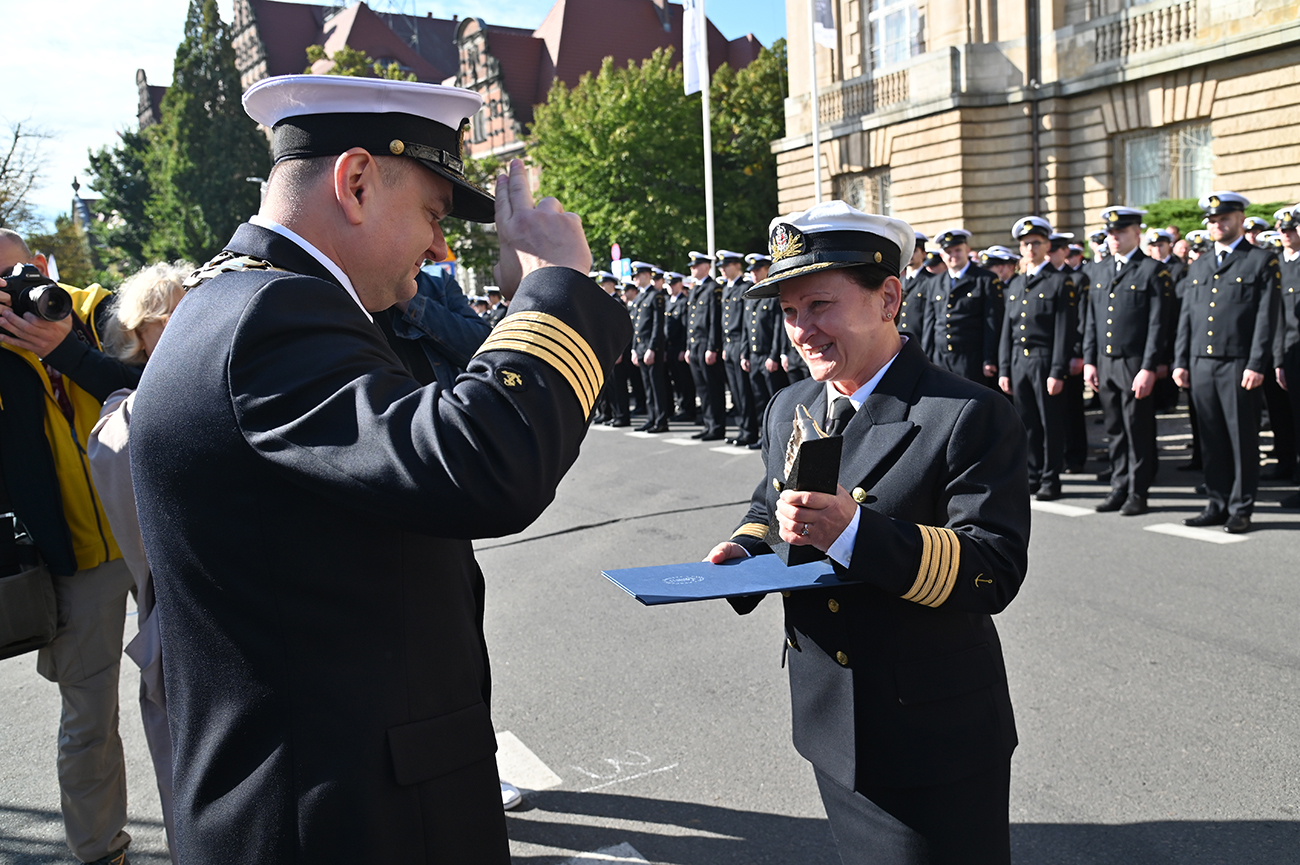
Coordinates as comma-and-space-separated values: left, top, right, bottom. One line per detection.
481, 317, 602, 399
917, 527, 954, 607
902, 525, 939, 603
479, 325, 597, 408
472, 336, 593, 417
503, 311, 604, 394
928, 528, 961, 607
731, 522, 770, 540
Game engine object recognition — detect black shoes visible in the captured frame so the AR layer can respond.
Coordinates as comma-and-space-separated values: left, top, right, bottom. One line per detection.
1095, 491, 1126, 512
699, 431, 725, 441
747, 441, 763, 450
646, 424, 670, 433
1184, 509, 1227, 527
1034, 487, 1061, 501
636, 421, 654, 432
607, 418, 630, 427
1119, 494, 1148, 516
1223, 514, 1252, 533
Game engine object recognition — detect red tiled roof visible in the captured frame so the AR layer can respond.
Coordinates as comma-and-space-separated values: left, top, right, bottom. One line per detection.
482, 29, 545, 126
249, 0, 329, 77
317, 3, 443, 81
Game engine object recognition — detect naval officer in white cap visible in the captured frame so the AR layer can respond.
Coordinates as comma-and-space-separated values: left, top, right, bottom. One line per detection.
128, 75, 632, 864
705, 201, 1028, 865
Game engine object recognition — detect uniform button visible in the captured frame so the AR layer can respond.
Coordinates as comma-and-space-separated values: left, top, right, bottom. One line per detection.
1207, 346, 1214, 354
1210, 302, 1216, 308
1110, 293, 1115, 298
1208, 330, 1213, 336
1208, 316, 1214, 322
1021, 312, 1027, 318
1039, 292, 1045, 298
1021, 337, 1027, 342
1020, 325, 1026, 330
1106, 319, 1112, 324
773, 478, 784, 492
1214, 275, 1219, 280
1023, 299, 1028, 305
1024, 348, 1029, 356
948, 346, 953, 351
787, 637, 799, 649
1212, 288, 1218, 293
1106, 332, 1112, 337
781, 591, 791, 598
835, 651, 849, 666
828, 598, 840, 613
1108, 306, 1114, 311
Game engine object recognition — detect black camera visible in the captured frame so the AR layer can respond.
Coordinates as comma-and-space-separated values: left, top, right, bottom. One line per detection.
3, 263, 72, 322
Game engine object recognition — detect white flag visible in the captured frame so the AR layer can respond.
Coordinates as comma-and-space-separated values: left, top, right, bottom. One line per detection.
812, 0, 837, 49
683, 0, 708, 95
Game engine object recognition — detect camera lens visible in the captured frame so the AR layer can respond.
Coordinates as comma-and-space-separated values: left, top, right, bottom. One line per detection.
28, 285, 73, 322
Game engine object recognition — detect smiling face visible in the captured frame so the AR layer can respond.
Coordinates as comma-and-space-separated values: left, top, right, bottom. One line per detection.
778, 268, 902, 393
348, 158, 453, 310
940, 243, 970, 271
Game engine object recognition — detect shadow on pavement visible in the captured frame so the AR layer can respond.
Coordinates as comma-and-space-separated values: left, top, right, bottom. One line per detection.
0, 803, 169, 865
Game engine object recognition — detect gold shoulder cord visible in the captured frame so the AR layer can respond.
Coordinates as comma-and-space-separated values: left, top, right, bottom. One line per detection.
183, 252, 291, 291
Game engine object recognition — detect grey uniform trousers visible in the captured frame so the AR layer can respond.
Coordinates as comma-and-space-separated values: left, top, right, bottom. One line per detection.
36, 557, 134, 863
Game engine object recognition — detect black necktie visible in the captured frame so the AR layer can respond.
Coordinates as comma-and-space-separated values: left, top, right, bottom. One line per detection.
1115, 258, 1123, 273
826, 398, 857, 436
1217, 250, 1226, 267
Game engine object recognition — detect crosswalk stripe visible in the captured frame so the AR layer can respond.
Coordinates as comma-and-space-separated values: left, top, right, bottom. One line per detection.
1030, 500, 1095, 517
560, 843, 650, 864
495, 731, 563, 791
1144, 523, 1249, 544
664, 438, 701, 446
624, 431, 657, 439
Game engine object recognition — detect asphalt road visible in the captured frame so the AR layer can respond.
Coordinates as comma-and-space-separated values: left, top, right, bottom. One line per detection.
3, 401, 1299, 864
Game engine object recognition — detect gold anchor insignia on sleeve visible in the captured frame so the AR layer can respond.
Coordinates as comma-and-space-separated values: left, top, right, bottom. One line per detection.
974, 574, 992, 587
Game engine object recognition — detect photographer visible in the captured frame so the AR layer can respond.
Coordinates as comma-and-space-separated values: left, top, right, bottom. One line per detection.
0, 227, 141, 865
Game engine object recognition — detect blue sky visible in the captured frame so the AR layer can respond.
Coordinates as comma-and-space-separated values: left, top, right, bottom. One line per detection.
2, 0, 787, 225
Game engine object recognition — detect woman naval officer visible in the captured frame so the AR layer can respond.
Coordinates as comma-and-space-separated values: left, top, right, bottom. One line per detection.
705, 201, 1030, 865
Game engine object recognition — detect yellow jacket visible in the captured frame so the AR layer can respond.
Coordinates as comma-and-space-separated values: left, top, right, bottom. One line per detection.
1, 284, 122, 571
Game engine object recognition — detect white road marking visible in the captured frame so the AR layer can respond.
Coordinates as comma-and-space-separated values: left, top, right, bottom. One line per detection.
587, 424, 618, 432
495, 731, 563, 791
664, 437, 701, 446
1157, 433, 1194, 441
624, 431, 657, 439
709, 445, 755, 455
1144, 523, 1250, 544
579, 762, 679, 792
1030, 500, 1096, 517
560, 843, 650, 864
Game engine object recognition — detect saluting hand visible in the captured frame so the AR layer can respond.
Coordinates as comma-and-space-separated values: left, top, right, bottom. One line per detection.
493, 159, 591, 298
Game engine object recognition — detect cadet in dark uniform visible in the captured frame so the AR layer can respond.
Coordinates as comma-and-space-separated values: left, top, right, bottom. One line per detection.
1082, 207, 1171, 516
999, 217, 1077, 500
743, 253, 785, 435
1243, 215, 1270, 248
1274, 206, 1300, 506
896, 231, 931, 338
685, 251, 726, 440
707, 201, 1028, 865
1174, 192, 1281, 533
664, 271, 697, 421
978, 245, 1020, 286
718, 249, 758, 446
922, 229, 1004, 386
621, 282, 648, 415
486, 286, 508, 327
128, 76, 631, 864
1047, 232, 1073, 272
628, 261, 670, 432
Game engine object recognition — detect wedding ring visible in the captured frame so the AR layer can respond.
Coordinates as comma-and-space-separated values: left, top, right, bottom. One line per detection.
801, 523, 810, 536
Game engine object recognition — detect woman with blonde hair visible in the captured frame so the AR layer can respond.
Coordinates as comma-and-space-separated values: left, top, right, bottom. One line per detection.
87, 260, 190, 864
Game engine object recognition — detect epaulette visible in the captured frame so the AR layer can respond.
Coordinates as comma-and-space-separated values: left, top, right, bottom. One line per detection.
183, 251, 291, 290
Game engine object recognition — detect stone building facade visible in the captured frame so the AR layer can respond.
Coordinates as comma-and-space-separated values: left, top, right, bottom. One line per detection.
775, 0, 1300, 247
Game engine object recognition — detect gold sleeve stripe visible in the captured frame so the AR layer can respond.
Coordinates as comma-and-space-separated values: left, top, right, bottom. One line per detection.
473, 336, 593, 417
902, 525, 961, 608
505, 311, 603, 393
481, 317, 603, 398
731, 522, 769, 540
480, 325, 597, 408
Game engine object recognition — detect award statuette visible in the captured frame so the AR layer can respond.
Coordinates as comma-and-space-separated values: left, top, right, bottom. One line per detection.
767, 405, 843, 566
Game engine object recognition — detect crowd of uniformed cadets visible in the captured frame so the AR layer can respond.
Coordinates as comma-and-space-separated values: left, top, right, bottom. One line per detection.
578, 191, 1300, 535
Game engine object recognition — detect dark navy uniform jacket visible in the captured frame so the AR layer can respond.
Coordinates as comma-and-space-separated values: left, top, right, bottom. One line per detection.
920, 263, 1004, 370
999, 266, 1078, 379
725, 337, 1028, 790
129, 223, 631, 865
1275, 254, 1300, 364
687, 276, 722, 354
745, 295, 783, 361
896, 268, 931, 338
1175, 240, 1280, 371
1082, 248, 1171, 370
666, 291, 689, 355
721, 277, 753, 360
630, 285, 667, 355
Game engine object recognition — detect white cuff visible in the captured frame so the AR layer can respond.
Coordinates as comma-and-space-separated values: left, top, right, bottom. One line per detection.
826, 507, 861, 568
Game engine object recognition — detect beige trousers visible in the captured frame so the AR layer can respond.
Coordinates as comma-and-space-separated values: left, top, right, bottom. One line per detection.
36, 557, 134, 863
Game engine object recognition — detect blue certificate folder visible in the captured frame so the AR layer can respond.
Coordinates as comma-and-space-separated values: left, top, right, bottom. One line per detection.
602, 556, 861, 606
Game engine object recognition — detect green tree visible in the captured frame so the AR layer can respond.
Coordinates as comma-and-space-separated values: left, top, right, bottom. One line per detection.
86, 128, 155, 275
27, 215, 96, 288
710, 39, 787, 253
528, 44, 787, 266
305, 44, 416, 81
145, 0, 269, 263
529, 49, 706, 267
440, 154, 502, 277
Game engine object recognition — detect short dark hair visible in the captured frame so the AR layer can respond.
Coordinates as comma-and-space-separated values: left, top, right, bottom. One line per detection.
839, 264, 890, 292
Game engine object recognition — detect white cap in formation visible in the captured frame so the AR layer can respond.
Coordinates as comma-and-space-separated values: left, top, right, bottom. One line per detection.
1276, 207, 1300, 230
745, 200, 916, 298
1143, 228, 1174, 245
1243, 216, 1270, 232
980, 245, 1021, 263
665, 271, 685, 283
242, 75, 495, 223
592, 270, 616, 283
935, 227, 972, 248
686, 250, 714, 265
630, 260, 654, 273
1010, 216, 1052, 240
1198, 191, 1249, 214
745, 252, 773, 270
714, 249, 746, 264
1100, 206, 1147, 229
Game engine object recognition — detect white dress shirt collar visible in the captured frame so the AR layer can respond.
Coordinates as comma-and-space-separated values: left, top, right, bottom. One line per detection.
947, 262, 971, 281
1214, 235, 1244, 259
249, 214, 373, 322
1027, 260, 1050, 277
1285, 249, 1300, 263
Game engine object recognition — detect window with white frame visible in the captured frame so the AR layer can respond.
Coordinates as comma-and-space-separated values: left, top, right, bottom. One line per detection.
1122, 122, 1213, 204
868, 0, 921, 70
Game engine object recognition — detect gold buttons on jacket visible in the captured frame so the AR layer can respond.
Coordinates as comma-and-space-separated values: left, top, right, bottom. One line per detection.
828, 598, 840, 613
773, 478, 784, 492
852, 487, 867, 503
781, 591, 791, 598
835, 651, 849, 666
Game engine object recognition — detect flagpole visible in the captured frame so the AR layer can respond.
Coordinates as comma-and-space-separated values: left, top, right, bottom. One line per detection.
701, 1, 716, 271
808, 0, 822, 204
